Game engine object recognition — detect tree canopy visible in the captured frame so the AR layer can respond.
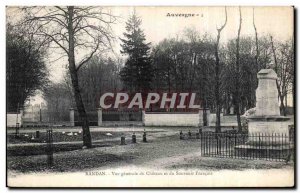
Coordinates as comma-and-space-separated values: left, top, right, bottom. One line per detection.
6, 24, 49, 112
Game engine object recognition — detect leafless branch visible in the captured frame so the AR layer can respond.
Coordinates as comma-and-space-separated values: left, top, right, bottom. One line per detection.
217, 7, 227, 32
37, 32, 69, 54
76, 38, 100, 71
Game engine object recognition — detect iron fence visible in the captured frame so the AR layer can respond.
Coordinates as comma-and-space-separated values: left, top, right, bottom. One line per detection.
74, 111, 98, 126
200, 132, 294, 162
102, 111, 142, 121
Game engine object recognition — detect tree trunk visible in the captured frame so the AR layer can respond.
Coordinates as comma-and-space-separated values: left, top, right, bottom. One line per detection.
214, 43, 221, 133
285, 94, 288, 108
214, 33, 222, 133
253, 8, 259, 107
235, 7, 242, 133
203, 98, 208, 126
202, 62, 208, 126
68, 6, 92, 148
214, 7, 227, 133
280, 95, 286, 116
270, 36, 287, 117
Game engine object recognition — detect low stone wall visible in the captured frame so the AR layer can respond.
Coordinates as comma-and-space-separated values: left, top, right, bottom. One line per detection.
208, 114, 240, 126
22, 121, 72, 127
144, 112, 199, 127
7, 113, 22, 127
102, 121, 143, 127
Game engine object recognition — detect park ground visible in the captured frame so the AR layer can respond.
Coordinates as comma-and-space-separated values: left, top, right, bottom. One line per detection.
7, 127, 294, 175
7, 126, 295, 187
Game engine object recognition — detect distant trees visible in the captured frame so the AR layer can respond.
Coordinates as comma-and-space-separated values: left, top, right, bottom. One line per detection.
270, 37, 294, 115
78, 55, 123, 111
43, 82, 73, 122
151, 31, 216, 113
152, 38, 196, 92
120, 13, 153, 92
6, 23, 49, 112
43, 55, 122, 119
223, 37, 294, 118
150, 25, 294, 124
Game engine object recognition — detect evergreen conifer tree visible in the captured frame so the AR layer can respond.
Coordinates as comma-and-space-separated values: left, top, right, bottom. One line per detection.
120, 13, 153, 92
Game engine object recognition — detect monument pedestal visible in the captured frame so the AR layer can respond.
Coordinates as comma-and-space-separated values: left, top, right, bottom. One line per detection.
234, 144, 294, 160
247, 115, 291, 144
235, 115, 293, 159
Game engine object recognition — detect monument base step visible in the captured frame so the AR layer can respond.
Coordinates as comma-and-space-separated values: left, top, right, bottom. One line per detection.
234, 144, 294, 160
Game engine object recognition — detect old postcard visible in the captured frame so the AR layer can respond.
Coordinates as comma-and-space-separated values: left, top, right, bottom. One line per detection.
6, 6, 295, 188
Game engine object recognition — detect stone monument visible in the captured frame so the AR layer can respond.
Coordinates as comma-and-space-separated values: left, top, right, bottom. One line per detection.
247, 69, 291, 139
235, 69, 293, 159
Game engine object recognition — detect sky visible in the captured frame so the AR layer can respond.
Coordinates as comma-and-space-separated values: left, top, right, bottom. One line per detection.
44, 6, 294, 83
6, 6, 294, 105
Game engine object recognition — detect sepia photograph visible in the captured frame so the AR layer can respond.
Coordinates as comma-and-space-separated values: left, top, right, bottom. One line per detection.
5, 5, 295, 188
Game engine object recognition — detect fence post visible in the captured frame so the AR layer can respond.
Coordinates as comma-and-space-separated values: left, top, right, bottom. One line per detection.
234, 134, 237, 146
36, 130, 40, 138
15, 123, 20, 138
216, 133, 219, 154
46, 129, 54, 166
188, 130, 192, 139
180, 131, 184, 140
19, 108, 24, 127
198, 108, 202, 126
143, 130, 147, 142
97, 108, 102, 126
206, 109, 210, 126
69, 108, 75, 127
142, 110, 145, 126
132, 133, 136, 143
199, 129, 202, 134
121, 134, 126, 145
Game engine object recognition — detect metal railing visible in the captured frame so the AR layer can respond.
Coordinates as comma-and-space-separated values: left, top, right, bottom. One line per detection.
200, 132, 294, 162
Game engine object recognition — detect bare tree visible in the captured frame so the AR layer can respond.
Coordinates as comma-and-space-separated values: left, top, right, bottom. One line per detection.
184, 28, 199, 93
290, 36, 294, 108
270, 36, 294, 115
252, 8, 259, 107
214, 7, 227, 132
23, 6, 116, 147
234, 7, 243, 132
270, 36, 283, 114
253, 8, 260, 71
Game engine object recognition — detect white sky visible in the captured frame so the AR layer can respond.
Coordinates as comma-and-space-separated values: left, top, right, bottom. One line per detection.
44, 6, 294, 82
